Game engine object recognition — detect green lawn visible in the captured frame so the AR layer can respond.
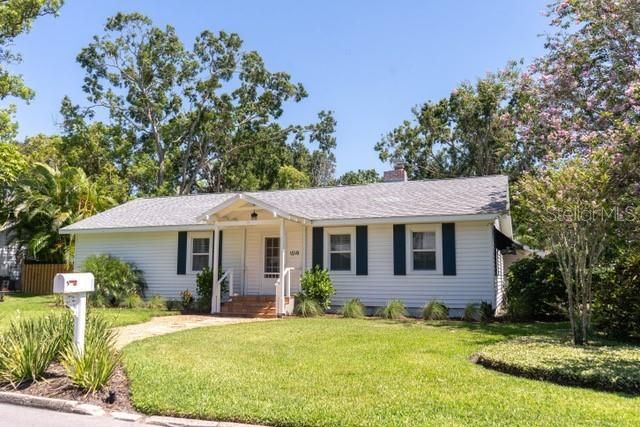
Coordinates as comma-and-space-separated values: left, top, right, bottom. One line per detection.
123, 318, 640, 427
0, 294, 178, 330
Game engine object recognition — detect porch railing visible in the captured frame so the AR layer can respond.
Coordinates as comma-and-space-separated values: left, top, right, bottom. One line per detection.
213, 269, 234, 312
274, 267, 294, 315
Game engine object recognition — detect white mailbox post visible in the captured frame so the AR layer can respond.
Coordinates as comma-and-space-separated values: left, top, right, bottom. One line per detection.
53, 273, 95, 355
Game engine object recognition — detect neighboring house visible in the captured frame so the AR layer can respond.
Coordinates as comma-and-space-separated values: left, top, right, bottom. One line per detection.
0, 227, 21, 289
60, 166, 519, 317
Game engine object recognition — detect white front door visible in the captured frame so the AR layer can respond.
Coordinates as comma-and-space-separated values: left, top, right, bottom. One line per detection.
261, 236, 280, 295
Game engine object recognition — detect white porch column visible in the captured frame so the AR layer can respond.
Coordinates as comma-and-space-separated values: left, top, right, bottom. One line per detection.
211, 225, 220, 314
278, 218, 286, 315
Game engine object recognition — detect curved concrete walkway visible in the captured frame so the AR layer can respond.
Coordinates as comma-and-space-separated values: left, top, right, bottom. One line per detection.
114, 315, 270, 349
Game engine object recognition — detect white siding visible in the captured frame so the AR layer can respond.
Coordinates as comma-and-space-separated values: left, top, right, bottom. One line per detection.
73, 220, 496, 307
73, 222, 306, 300
75, 231, 198, 300
305, 221, 495, 309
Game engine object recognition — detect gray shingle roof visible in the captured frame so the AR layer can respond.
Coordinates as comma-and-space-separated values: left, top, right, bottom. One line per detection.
62, 175, 508, 232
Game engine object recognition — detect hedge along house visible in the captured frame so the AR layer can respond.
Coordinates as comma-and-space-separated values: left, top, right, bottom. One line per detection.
60, 170, 518, 317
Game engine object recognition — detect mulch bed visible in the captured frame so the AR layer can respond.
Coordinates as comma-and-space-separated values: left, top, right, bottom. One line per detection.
3, 362, 134, 413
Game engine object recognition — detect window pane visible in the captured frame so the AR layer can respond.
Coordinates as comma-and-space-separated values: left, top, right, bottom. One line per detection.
193, 238, 210, 254
264, 238, 280, 273
413, 251, 436, 270
330, 234, 351, 251
330, 253, 351, 271
192, 254, 209, 271
412, 232, 435, 250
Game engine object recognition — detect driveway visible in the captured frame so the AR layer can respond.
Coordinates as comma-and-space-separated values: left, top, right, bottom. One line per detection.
114, 315, 270, 349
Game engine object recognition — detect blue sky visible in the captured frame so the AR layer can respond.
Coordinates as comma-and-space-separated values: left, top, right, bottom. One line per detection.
11, 0, 549, 175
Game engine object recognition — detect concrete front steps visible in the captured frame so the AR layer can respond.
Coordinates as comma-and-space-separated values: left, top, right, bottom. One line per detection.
220, 295, 294, 318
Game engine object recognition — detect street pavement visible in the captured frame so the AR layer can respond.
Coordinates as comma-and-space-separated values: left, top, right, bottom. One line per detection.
0, 403, 137, 427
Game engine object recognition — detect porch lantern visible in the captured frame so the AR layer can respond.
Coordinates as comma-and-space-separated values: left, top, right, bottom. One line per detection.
251, 210, 258, 221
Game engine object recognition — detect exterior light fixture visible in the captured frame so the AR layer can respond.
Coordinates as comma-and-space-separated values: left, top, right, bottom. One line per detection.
251, 211, 258, 221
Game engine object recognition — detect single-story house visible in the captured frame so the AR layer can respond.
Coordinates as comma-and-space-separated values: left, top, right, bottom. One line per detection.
60, 167, 519, 317
0, 227, 21, 290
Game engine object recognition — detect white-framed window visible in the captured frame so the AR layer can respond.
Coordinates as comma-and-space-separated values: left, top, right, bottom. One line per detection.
406, 225, 441, 273
189, 232, 212, 273
325, 227, 355, 273
263, 236, 280, 279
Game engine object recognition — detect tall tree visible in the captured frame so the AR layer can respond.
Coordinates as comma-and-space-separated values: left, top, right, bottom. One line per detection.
0, 0, 63, 141
375, 64, 536, 180
74, 12, 336, 195
336, 169, 380, 185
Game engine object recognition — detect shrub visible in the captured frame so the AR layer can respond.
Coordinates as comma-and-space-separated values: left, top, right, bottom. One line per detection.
146, 295, 167, 310
0, 312, 72, 385
181, 289, 194, 310
479, 301, 494, 323
505, 255, 566, 321
339, 298, 365, 318
82, 254, 146, 307
463, 303, 480, 322
376, 300, 407, 320
593, 251, 640, 340
422, 300, 448, 320
300, 267, 335, 310
61, 315, 120, 393
195, 267, 228, 312
294, 294, 323, 317
119, 293, 143, 309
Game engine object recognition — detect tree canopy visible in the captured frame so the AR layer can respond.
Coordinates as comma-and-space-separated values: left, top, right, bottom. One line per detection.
375, 63, 537, 180
0, 0, 63, 142
69, 12, 337, 196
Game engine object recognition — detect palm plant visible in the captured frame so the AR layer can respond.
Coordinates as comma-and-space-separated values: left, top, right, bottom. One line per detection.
8, 163, 114, 264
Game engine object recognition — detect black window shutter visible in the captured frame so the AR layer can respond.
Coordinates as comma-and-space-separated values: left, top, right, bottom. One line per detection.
356, 225, 368, 275
177, 231, 187, 275
216, 230, 223, 270
312, 227, 324, 269
442, 223, 456, 276
393, 224, 406, 275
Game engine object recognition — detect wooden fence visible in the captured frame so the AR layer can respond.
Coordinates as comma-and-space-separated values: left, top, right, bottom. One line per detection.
21, 264, 71, 295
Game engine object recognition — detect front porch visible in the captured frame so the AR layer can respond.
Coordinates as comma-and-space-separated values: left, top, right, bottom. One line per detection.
203, 194, 309, 317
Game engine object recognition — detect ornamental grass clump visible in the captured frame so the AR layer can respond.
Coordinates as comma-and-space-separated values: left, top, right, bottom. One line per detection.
339, 298, 365, 318
377, 299, 407, 320
294, 294, 324, 317
463, 303, 480, 322
61, 315, 120, 393
422, 300, 448, 320
0, 312, 72, 386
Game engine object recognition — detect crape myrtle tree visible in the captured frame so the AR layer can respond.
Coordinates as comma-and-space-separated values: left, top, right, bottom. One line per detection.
515, 0, 640, 231
72, 12, 336, 196
513, 150, 622, 345
375, 63, 539, 180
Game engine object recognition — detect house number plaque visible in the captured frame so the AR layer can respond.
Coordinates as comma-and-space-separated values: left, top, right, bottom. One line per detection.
289, 250, 300, 256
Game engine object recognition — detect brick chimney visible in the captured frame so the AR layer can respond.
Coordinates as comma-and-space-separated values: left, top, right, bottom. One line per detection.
383, 161, 408, 183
